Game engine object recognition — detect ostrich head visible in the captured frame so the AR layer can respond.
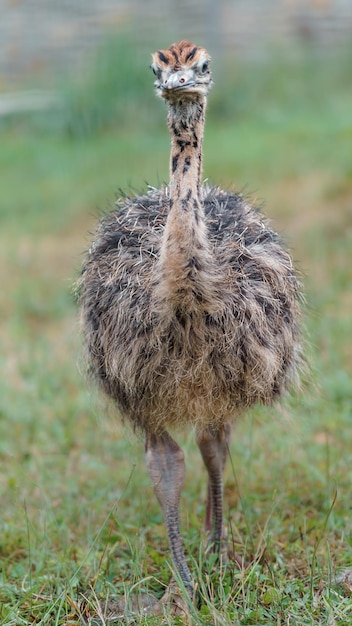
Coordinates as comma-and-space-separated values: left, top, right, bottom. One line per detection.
151, 40, 212, 102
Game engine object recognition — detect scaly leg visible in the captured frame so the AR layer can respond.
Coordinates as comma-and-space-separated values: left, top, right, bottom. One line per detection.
145, 431, 193, 597
196, 422, 231, 552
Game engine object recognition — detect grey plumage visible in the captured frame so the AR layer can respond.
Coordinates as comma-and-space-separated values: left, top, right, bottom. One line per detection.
79, 184, 302, 434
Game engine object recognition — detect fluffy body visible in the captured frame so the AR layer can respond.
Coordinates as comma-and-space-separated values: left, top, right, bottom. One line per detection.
79, 184, 302, 435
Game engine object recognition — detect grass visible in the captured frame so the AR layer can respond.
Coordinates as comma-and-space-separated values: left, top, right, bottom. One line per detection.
0, 35, 351, 624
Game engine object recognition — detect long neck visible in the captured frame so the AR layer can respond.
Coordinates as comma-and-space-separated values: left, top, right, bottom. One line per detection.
156, 97, 216, 310
168, 98, 205, 199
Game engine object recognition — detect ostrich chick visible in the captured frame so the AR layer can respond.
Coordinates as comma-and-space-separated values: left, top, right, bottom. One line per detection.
78, 41, 302, 599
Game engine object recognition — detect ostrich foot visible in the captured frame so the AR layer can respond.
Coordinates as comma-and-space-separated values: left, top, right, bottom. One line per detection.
77, 578, 194, 622
77, 592, 160, 623
159, 577, 193, 617
204, 529, 248, 571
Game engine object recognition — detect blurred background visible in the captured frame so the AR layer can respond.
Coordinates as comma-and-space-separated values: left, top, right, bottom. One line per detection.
0, 1, 351, 620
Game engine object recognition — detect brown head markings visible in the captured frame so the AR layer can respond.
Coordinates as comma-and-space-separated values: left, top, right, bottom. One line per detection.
152, 40, 210, 70
158, 51, 168, 64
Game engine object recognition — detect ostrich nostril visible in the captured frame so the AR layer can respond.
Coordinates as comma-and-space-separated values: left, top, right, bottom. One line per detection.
180, 78, 185, 83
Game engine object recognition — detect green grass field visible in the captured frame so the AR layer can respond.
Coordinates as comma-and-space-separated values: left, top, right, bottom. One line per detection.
0, 39, 351, 624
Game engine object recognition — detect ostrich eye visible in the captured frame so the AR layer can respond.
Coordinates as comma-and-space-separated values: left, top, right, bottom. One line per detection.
151, 65, 161, 79
200, 61, 209, 74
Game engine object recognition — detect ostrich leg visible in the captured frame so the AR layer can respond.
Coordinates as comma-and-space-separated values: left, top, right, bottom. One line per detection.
196, 423, 231, 552
145, 431, 193, 597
